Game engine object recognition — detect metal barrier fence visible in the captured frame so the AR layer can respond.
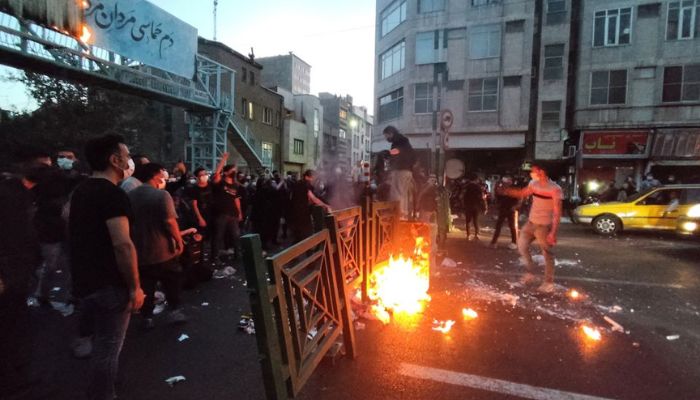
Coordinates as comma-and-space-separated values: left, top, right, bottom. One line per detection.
242, 199, 400, 399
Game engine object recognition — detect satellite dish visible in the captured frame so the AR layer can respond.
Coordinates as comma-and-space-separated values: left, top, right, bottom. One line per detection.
445, 158, 465, 179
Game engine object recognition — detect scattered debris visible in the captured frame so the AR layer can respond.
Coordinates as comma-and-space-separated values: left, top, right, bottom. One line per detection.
462, 308, 478, 320
666, 334, 680, 341
582, 325, 602, 341
201, 302, 209, 306
239, 314, 255, 335
51, 287, 61, 292
441, 257, 458, 268
354, 321, 366, 330
603, 316, 624, 333
165, 376, 186, 386
213, 267, 237, 279
177, 334, 189, 342
432, 319, 456, 334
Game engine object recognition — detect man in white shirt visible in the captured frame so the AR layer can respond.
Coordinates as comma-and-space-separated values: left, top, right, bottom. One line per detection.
505, 164, 562, 293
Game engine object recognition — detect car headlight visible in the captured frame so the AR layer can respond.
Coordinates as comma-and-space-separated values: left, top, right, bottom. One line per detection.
688, 204, 700, 218
682, 221, 698, 232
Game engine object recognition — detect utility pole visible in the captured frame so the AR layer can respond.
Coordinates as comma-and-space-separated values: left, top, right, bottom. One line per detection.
213, 0, 218, 41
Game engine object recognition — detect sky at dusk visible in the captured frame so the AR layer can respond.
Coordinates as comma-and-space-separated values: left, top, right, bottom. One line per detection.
0, 0, 377, 113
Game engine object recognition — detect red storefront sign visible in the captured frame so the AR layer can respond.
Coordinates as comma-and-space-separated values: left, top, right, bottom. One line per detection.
581, 131, 650, 158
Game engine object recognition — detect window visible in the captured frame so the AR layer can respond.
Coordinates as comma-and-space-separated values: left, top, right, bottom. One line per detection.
472, 0, 499, 5
419, 0, 445, 13
380, 41, 405, 80
415, 30, 445, 64
667, 1, 700, 40
381, 0, 407, 37
470, 24, 501, 59
638, 3, 660, 18
263, 107, 273, 125
503, 75, 522, 87
261, 142, 273, 167
546, 0, 567, 25
313, 109, 320, 137
241, 67, 247, 83
541, 101, 561, 128
241, 98, 249, 118
378, 87, 404, 122
293, 139, 304, 155
339, 109, 347, 120
593, 8, 632, 47
663, 65, 700, 102
414, 83, 440, 114
247, 101, 255, 119
250, 72, 255, 85
339, 129, 346, 139
505, 20, 525, 33
468, 78, 498, 111
590, 70, 627, 105
543, 44, 565, 80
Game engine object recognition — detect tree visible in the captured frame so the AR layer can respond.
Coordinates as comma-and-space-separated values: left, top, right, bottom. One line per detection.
0, 72, 174, 170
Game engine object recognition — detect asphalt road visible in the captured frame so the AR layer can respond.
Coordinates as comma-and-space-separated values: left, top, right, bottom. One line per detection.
21, 221, 700, 400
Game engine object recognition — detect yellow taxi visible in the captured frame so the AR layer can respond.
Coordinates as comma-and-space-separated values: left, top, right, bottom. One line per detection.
573, 184, 700, 235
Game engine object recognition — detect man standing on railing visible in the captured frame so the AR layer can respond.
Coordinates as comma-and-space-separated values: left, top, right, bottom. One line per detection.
289, 169, 331, 243
383, 125, 416, 219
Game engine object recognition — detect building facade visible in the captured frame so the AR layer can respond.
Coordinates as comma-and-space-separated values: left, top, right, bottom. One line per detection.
350, 105, 373, 178
319, 92, 353, 172
197, 38, 284, 172
572, 0, 700, 189
275, 87, 324, 174
373, 0, 700, 189
258, 53, 312, 95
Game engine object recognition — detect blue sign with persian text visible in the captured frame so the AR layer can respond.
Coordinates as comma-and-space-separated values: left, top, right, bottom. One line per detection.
84, 0, 197, 78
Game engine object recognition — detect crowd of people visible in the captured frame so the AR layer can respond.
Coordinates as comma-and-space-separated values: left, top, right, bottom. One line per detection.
0, 134, 373, 400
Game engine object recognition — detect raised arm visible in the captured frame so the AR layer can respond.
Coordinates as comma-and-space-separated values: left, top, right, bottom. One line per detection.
211, 152, 229, 184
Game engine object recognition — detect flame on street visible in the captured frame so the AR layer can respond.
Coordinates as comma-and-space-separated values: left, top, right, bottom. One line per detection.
462, 308, 478, 320
569, 289, 580, 300
582, 325, 601, 341
367, 237, 431, 324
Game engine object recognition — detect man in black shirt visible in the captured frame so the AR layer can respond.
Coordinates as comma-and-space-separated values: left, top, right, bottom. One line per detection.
383, 125, 416, 218
289, 169, 331, 243
462, 173, 486, 241
490, 176, 520, 249
211, 153, 243, 260
69, 134, 144, 400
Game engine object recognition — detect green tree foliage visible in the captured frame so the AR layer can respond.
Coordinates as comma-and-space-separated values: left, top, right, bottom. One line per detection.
0, 72, 173, 170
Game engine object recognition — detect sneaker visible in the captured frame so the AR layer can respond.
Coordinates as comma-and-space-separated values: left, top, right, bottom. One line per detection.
166, 309, 189, 325
508, 243, 518, 250
519, 273, 537, 285
71, 336, 93, 358
536, 282, 555, 294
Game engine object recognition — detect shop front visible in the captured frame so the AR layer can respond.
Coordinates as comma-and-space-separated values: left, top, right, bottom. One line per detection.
576, 130, 651, 197
647, 128, 700, 183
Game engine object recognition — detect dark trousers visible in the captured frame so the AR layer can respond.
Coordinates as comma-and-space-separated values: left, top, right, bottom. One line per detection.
82, 286, 131, 400
491, 209, 518, 245
464, 208, 480, 237
139, 258, 182, 317
212, 214, 240, 257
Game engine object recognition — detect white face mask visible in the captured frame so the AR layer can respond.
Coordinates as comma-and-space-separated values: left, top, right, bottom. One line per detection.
198, 175, 209, 184
123, 158, 135, 180
56, 157, 74, 171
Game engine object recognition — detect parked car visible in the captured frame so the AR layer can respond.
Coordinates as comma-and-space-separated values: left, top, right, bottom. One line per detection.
573, 184, 700, 235
676, 204, 700, 236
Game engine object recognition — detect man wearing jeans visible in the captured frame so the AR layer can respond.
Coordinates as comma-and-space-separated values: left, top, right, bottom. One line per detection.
69, 134, 144, 400
383, 125, 416, 219
505, 164, 562, 293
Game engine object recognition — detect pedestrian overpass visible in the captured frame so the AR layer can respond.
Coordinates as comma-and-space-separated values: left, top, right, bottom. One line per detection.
0, 6, 263, 171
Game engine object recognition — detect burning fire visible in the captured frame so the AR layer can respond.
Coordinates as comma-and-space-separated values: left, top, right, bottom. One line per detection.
367, 237, 431, 324
79, 25, 92, 44
582, 325, 601, 341
462, 308, 478, 320
569, 289, 580, 300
